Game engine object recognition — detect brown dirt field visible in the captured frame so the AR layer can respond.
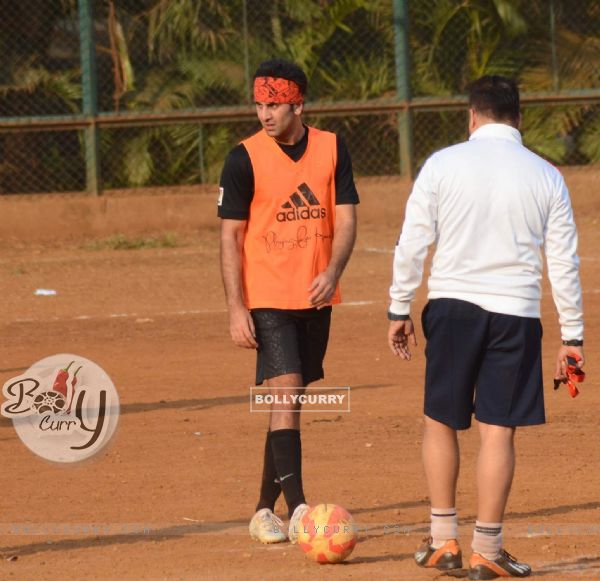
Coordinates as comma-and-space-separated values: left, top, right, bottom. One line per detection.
0, 172, 599, 580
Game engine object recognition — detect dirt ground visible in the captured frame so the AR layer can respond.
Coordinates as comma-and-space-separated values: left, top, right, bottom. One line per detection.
0, 172, 599, 580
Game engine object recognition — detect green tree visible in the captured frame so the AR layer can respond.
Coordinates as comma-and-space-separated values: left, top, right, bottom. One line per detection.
519, 1, 600, 163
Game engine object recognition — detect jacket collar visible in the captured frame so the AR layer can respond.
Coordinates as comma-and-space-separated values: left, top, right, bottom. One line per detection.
469, 123, 522, 144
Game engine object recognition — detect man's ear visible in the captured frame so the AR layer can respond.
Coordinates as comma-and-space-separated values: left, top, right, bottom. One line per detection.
468, 108, 477, 134
293, 103, 304, 116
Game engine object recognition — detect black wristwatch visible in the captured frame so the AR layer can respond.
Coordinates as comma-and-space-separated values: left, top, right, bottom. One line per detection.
387, 311, 410, 321
562, 339, 584, 346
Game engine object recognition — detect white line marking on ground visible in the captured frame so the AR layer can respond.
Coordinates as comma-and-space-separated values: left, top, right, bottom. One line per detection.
13, 309, 227, 324
11, 302, 384, 325
534, 554, 600, 575
364, 247, 394, 254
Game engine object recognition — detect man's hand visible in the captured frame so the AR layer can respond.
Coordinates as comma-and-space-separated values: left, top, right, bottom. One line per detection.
555, 344, 585, 381
388, 319, 417, 360
229, 306, 258, 349
308, 204, 356, 310
308, 269, 337, 309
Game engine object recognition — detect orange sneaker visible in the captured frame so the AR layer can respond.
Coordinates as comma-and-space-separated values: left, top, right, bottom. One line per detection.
414, 537, 462, 570
469, 549, 531, 579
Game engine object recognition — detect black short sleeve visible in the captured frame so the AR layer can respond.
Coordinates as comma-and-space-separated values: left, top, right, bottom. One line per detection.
335, 135, 360, 205
217, 144, 254, 220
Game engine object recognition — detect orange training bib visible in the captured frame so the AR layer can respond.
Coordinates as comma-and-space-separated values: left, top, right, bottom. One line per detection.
241, 126, 340, 309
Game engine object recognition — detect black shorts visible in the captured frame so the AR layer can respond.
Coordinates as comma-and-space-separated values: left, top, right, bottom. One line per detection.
251, 307, 332, 386
421, 299, 544, 430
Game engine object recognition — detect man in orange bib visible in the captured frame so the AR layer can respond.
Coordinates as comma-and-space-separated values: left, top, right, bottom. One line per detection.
218, 59, 359, 544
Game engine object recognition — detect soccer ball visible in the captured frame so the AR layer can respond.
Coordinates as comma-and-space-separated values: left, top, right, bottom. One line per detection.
297, 503, 357, 564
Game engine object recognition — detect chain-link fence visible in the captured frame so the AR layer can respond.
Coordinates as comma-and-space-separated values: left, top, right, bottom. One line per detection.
1, 0, 599, 194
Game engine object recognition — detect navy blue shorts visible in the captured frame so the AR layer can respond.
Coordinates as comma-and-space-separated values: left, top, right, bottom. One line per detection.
421, 299, 544, 430
251, 307, 331, 386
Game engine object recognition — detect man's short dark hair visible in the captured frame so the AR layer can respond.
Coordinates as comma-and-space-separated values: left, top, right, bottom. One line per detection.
254, 59, 308, 96
468, 75, 520, 125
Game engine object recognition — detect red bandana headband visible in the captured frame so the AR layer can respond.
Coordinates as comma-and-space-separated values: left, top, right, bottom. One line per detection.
253, 76, 304, 104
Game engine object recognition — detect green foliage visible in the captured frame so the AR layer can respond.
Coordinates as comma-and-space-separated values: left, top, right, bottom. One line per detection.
83, 232, 179, 251
580, 110, 600, 163
0, 65, 81, 110
319, 56, 395, 100
146, 0, 235, 62
1, 0, 599, 193
409, 0, 600, 166
101, 0, 391, 187
409, 0, 529, 95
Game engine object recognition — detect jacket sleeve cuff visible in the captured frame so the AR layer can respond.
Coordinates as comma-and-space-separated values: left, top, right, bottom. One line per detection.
388, 300, 411, 316
561, 324, 584, 342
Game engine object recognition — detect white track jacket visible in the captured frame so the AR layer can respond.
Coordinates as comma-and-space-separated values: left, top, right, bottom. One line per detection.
389, 123, 583, 341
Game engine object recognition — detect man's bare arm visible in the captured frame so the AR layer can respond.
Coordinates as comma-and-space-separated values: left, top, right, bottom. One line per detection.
220, 219, 258, 348
309, 204, 357, 308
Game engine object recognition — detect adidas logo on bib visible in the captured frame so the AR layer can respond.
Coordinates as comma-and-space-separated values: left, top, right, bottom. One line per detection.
276, 183, 326, 222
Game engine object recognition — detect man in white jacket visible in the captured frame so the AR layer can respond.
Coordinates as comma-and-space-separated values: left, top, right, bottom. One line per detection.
388, 76, 584, 579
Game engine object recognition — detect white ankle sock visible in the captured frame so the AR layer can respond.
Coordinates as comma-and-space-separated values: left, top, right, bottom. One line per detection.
472, 521, 502, 560
430, 507, 458, 548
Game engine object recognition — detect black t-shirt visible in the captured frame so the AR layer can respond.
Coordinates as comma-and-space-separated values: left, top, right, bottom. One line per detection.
217, 128, 360, 220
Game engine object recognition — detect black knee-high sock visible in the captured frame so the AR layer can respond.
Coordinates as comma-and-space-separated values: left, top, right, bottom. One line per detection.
269, 428, 306, 518
256, 431, 282, 512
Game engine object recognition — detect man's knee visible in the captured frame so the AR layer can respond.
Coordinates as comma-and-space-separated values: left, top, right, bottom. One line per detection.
424, 415, 458, 436
266, 374, 304, 389
478, 421, 515, 442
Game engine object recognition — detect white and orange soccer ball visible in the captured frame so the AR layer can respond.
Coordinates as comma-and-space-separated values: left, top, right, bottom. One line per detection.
297, 503, 357, 564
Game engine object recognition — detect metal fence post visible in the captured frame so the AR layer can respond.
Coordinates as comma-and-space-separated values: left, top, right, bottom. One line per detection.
392, 0, 414, 178
78, 0, 101, 195
549, 0, 560, 91
198, 124, 206, 184
242, 0, 251, 104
